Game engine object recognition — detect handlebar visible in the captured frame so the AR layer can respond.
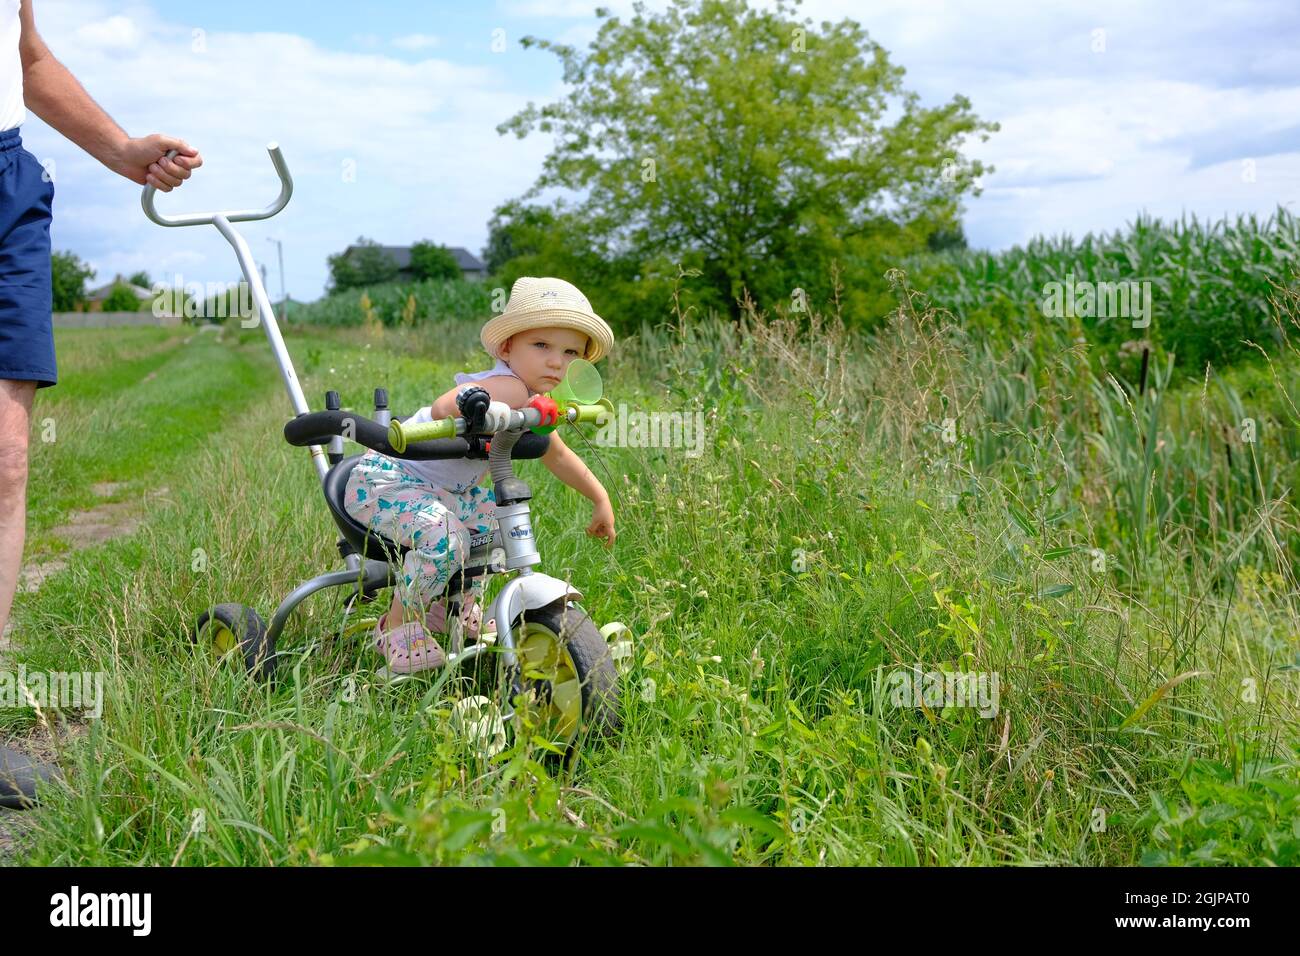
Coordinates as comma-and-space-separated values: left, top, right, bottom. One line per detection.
388, 400, 614, 452
141, 141, 293, 227
283, 409, 553, 461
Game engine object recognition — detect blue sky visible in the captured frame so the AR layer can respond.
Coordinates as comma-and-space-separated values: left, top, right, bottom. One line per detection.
19, 0, 1300, 304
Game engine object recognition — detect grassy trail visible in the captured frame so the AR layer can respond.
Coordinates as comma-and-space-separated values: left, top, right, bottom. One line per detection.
25, 327, 275, 555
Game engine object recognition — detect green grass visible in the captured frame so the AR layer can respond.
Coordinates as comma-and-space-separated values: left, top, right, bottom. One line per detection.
4, 278, 1298, 865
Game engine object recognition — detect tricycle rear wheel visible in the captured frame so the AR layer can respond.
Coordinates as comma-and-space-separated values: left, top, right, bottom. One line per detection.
193, 603, 275, 681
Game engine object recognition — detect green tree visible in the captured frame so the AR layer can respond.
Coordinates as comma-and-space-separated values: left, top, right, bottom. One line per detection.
926, 222, 968, 253
483, 199, 560, 275
50, 250, 95, 311
128, 270, 151, 289
409, 241, 462, 282
199, 281, 255, 324
326, 237, 399, 293
497, 0, 997, 325
102, 281, 145, 312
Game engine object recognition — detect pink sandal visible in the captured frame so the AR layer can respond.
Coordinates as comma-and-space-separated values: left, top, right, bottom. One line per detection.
373, 611, 446, 673
425, 593, 493, 649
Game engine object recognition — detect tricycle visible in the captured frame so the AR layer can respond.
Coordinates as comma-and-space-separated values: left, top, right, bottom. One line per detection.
141, 143, 634, 764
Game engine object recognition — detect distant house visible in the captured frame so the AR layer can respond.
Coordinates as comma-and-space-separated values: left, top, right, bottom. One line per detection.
84, 276, 157, 312
338, 244, 487, 282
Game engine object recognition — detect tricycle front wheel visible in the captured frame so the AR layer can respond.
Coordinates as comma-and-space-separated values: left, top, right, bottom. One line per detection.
474, 599, 621, 765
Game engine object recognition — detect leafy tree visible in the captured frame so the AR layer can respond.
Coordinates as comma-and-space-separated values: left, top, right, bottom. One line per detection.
102, 281, 145, 312
491, 202, 657, 327
128, 270, 151, 289
483, 199, 560, 275
496, 0, 997, 325
326, 236, 399, 293
926, 223, 969, 253
409, 241, 462, 282
50, 250, 95, 311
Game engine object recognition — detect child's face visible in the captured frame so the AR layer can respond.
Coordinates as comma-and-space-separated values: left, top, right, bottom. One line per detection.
500, 327, 590, 394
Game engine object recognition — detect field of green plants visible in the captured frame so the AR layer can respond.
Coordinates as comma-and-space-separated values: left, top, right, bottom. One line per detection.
4, 253, 1298, 865
913, 207, 1300, 378
293, 275, 497, 330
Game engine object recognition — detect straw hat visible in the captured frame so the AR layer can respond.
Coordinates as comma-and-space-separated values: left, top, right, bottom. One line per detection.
481, 277, 614, 364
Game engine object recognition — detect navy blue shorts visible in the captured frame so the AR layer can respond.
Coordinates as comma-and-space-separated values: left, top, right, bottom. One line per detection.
0, 126, 57, 389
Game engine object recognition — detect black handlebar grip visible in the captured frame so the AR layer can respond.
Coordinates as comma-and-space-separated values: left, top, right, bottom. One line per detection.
456, 386, 491, 434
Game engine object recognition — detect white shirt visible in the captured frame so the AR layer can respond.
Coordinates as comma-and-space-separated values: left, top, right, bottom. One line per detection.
394, 358, 530, 494
0, 0, 23, 132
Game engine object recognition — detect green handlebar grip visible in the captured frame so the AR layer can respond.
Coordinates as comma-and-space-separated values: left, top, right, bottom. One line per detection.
571, 399, 614, 425
388, 417, 455, 452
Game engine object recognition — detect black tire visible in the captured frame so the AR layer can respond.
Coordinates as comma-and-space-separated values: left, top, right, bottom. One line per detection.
0, 744, 59, 810
193, 603, 275, 681
473, 599, 621, 766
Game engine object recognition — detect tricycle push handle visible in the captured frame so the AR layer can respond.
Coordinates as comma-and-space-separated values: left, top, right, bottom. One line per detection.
141, 141, 293, 227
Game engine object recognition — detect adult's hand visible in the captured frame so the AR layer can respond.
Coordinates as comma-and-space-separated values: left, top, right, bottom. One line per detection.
107, 134, 203, 190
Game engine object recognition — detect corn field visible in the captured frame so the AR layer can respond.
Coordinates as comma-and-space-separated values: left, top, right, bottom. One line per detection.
913, 206, 1300, 377
293, 276, 499, 328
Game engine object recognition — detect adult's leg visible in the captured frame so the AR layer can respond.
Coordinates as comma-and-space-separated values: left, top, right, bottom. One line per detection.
0, 378, 35, 640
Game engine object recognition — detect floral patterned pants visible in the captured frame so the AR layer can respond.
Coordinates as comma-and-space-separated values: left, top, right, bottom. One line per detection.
342, 451, 496, 615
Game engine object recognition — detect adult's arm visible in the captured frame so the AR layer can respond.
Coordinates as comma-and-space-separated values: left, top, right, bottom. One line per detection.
17, 0, 201, 190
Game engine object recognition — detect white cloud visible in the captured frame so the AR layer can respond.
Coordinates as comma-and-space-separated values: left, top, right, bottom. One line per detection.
555, 22, 600, 49
499, 0, 634, 18
24, 1, 553, 302
73, 15, 142, 50
780, 0, 1300, 249
392, 33, 441, 51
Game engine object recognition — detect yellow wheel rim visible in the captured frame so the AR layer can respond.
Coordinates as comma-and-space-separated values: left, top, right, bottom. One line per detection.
514, 621, 583, 745
210, 621, 237, 655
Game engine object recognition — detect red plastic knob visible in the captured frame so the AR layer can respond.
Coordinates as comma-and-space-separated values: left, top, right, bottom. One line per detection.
528, 394, 559, 427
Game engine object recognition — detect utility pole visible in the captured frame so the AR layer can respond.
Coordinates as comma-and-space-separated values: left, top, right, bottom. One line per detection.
267, 237, 287, 323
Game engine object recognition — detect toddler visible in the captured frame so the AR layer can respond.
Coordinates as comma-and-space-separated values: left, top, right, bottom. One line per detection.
342, 276, 617, 673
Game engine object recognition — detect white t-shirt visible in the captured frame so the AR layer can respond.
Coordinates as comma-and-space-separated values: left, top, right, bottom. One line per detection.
394, 357, 531, 494
0, 0, 24, 133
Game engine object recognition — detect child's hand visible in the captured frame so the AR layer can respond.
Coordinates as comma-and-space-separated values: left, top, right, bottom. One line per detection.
587, 498, 616, 549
